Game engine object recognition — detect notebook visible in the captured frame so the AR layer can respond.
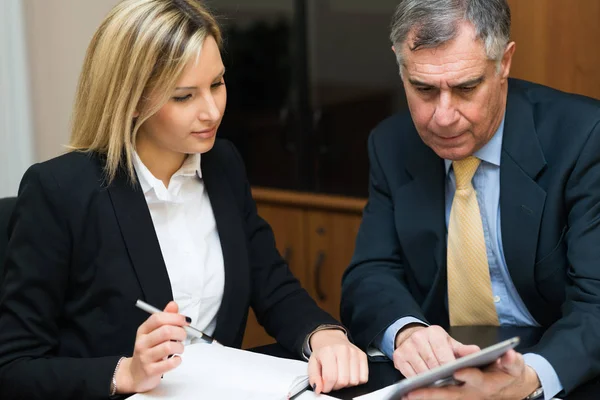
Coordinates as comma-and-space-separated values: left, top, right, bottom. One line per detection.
129, 342, 315, 400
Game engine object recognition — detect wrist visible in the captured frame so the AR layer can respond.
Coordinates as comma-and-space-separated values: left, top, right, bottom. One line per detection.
522, 365, 543, 399
394, 323, 426, 349
114, 357, 134, 394
309, 327, 347, 350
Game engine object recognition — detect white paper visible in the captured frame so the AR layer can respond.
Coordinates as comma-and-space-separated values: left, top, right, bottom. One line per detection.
130, 342, 310, 400
353, 382, 400, 400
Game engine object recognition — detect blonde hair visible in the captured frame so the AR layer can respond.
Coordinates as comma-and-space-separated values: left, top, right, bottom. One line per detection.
69, 0, 222, 184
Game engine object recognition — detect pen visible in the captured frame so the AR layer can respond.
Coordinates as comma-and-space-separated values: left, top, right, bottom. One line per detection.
135, 299, 216, 344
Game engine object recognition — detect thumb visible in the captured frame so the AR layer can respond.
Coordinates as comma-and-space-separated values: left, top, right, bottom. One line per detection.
163, 300, 179, 314
307, 356, 323, 395
497, 350, 523, 376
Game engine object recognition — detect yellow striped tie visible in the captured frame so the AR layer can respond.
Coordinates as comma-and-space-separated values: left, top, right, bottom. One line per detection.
447, 156, 499, 326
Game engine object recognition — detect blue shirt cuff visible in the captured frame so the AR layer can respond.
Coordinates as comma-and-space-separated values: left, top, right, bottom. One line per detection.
523, 353, 563, 400
373, 317, 428, 360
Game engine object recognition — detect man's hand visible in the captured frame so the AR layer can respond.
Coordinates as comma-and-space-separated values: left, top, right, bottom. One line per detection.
402, 348, 541, 400
393, 325, 480, 377
307, 329, 369, 394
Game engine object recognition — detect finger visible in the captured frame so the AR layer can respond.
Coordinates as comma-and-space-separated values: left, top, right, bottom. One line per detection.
396, 361, 417, 378
143, 339, 185, 363
359, 351, 369, 384
140, 324, 187, 350
393, 346, 419, 377
451, 339, 480, 358
137, 312, 188, 336
424, 340, 451, 370
407, 336, 441, 371
163, 301, 179, 313
318, 349, 338, 393
453, 367, 484, 386
422, 331, 454, 366
144, 354, 183, 378
399, 344, 430, 375
307, 356, 323, 395
163, 301, 194, 328
346, 349, 360, 387
332, 347, 351, 390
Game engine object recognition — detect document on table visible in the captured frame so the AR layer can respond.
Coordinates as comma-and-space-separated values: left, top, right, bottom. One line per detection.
130, 342, 313, 400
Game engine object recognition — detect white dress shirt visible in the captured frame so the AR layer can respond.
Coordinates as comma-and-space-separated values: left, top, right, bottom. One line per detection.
133, 152, 224, 345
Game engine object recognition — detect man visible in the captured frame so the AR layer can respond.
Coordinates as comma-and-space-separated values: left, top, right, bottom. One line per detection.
340, 0, 600, 399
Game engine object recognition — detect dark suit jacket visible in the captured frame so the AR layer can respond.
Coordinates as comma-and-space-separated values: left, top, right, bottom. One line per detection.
341, 79, 600, 394
0, 139, 339, 399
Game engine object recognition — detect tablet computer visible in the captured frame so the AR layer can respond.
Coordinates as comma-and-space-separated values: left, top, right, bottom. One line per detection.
385, 336, 520, 399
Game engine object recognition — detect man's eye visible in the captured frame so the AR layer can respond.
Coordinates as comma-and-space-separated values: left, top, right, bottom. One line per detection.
417, 87, 433, 93
459, 86, 476, 93
173, 94, 192, 102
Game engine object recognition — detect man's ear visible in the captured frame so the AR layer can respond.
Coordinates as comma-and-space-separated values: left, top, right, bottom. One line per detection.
500, 41, 516, 80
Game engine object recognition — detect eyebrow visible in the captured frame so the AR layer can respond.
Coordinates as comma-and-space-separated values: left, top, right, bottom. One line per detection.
451, 76, 485, 88
174, 68, 226, 90
408, 75, 485, 89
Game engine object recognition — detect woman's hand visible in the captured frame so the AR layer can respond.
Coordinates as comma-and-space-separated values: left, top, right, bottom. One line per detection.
307, 329, 369, 394
115, 301, 189, 394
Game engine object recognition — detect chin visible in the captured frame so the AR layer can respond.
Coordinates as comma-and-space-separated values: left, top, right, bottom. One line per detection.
194, 138, 217, 154
432, 145, 475, 161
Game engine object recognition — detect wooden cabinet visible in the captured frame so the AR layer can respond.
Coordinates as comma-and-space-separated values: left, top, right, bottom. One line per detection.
304, 211, 362, 321
241, 188, 366, 349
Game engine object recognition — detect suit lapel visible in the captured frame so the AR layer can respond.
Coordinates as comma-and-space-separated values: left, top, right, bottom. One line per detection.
500, 84, 549, 325
201, 149, 248, 346
395, 125, 448, 322
107, 168, 173, 309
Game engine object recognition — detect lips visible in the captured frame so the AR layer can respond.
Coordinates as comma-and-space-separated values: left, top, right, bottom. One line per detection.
437, 132, 463, 140
191, 127, 216, 139
192, 127, 216, 135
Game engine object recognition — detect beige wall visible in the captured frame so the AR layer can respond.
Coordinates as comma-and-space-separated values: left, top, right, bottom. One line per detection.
23, 0, 119, 162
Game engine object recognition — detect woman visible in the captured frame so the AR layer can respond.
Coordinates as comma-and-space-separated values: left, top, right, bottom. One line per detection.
0, 1, 368, 398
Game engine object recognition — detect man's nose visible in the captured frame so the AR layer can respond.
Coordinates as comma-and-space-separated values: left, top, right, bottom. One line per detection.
433, 91, 459, 127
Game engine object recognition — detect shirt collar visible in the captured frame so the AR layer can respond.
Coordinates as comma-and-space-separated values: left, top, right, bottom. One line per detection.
444, 114, 505, 174
132, 151, 202, 195
177, 152, 203, 179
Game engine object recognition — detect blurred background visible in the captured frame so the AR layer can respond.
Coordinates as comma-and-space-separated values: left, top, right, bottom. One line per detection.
1, 0, 599, 347
2, 0, 599, 199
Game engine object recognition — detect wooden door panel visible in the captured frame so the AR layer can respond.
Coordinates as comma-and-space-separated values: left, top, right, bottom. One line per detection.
242, 204, 306, 349
306, 211, 362, 320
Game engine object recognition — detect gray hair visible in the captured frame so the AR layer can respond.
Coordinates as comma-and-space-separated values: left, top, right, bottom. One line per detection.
390, 0, 511, 72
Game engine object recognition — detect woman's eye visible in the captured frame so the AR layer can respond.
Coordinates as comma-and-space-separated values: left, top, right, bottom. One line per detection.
211, 81, 225, 89
173, 94, 192, 102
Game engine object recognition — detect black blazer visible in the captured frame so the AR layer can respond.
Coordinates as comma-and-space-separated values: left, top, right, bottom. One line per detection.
0, 139, 339, 399
341, 79, 600, 394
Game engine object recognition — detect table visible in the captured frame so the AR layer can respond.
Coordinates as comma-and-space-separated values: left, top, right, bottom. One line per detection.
251, 326, 600, 399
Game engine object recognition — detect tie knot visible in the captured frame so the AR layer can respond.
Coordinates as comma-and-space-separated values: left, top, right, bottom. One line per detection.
452, 156, 481, 190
